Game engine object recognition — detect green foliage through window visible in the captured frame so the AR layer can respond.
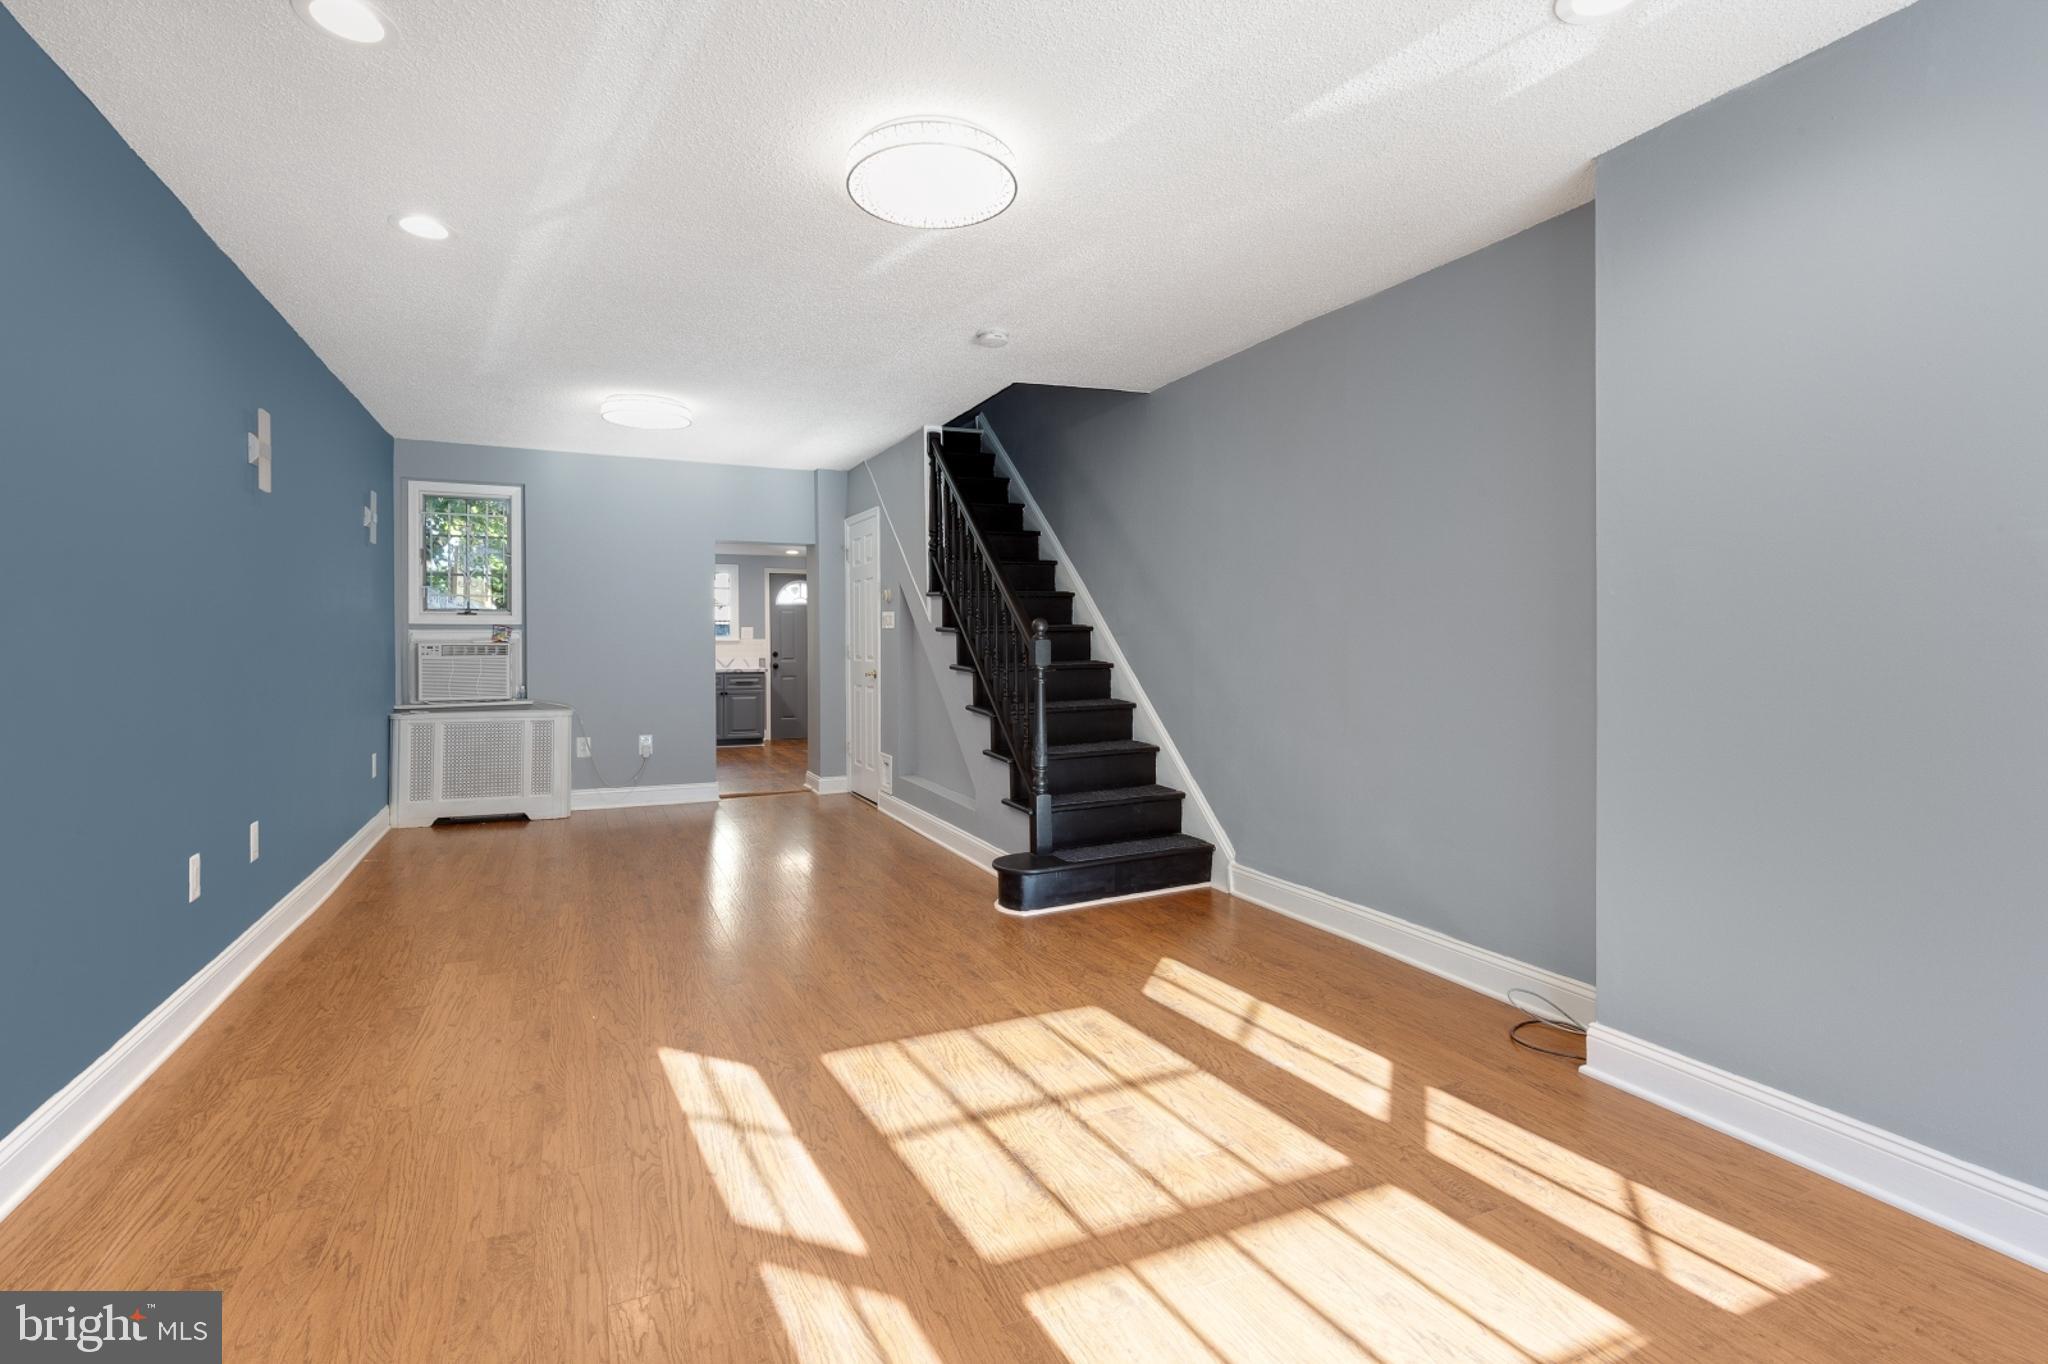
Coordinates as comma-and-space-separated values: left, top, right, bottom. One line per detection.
421, 493, 512, 613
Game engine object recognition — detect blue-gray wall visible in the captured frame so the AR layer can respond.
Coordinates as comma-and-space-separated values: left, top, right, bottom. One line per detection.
394, 440, 824, 788
976, 207, 1596, 980
848, 434, 1031, 850
809, 470, 848, 779
1597, 0, 2048, 1185
0, 9, 394, 1136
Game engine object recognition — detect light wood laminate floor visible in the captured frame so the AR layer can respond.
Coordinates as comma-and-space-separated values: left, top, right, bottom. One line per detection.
0, 796, 2041, 1361
717, 738, 809, 796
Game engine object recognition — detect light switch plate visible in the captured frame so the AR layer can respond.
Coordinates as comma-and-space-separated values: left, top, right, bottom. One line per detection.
188, 853, 202, 903
249, 821, 260, 863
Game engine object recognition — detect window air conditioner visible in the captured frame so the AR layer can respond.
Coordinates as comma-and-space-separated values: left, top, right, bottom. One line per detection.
416, 639, 518, 703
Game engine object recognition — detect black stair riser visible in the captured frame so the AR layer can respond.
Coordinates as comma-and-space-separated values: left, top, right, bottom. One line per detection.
1008, 794, 1185, 845
998, 846, 1214, 913
996, 559, 1058, 593
1012, 592, 1074, 626
1011, 750, 1158, 800
949, 474, 1012, 503
981, 531, 1041, 560
1043, 667, 1113, 702
956, 630, 1091, 669
984, 704, 1132, 750
938, 451, 995, 480
967, 501, 1026, 532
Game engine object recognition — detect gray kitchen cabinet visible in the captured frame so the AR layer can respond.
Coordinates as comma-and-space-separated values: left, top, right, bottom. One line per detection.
715, 671, 767, 745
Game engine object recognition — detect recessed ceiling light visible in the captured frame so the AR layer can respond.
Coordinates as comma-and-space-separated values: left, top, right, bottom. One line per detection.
394, 214, 450, 240
784, 548, 802, 556
972, 328, 1010, 349
847, 118, 1017, 230
600, 394, 694, 430
1554, 0, 1637, 22
297, 0, 387, 44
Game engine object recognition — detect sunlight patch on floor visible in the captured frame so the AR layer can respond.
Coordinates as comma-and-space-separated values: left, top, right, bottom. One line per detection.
760, 1264, 943, 1364
1028, 1185, 1643, 1364
823, 1007, 1346, 1262
1425, 1088, 1825, 1312
1144, 957, 1392, 1120
659, 1049, 867, 1254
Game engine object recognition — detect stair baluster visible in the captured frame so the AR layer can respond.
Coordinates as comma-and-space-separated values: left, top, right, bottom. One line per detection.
925, 431, 1055, 855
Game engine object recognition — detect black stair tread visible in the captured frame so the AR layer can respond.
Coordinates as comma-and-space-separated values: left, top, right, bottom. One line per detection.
996, 834, 1214, 870
1005, 784, 1184, 812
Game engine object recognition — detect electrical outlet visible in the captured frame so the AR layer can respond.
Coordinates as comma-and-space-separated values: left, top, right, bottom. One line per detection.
638, 734, 654, 758
188, 853, 202, 903
576, 736, 592, 758
249, 821, 260, 863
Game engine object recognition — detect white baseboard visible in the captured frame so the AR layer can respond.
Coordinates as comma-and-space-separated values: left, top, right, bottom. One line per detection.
0, 807, 390, 1225
878, 792, 1001, 873
1585, 1025, 2048, 1273
570, 782, 719, 811
1227, 862, 1596, 1022
805, 771, 851, 796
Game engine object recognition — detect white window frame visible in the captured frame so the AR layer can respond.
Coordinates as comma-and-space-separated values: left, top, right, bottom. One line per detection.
407, 480, 524, 626
713, 561, 739, 639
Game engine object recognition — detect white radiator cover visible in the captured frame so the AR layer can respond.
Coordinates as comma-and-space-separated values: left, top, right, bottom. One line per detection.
391, 703, 572, 827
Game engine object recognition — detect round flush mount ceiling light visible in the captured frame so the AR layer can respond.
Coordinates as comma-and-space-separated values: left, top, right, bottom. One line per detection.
972, 328, 1010, 349
393, 213, 450, 240
600, 394, 694, 430
1554, 0, 1638, 22
847, 118, 1017, 230
297, 0, 388, 44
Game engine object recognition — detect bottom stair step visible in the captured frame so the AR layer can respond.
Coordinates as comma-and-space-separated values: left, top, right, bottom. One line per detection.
994, 834, 1214, 913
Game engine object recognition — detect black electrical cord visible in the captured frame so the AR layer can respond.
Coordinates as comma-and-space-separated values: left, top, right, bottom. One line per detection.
1507, 988, 1588, 1061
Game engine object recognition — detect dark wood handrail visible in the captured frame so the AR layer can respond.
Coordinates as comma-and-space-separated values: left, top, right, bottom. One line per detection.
926, 430, 1055, 854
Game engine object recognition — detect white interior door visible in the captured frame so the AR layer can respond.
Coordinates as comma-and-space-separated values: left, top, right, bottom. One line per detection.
846, 508, 882, 803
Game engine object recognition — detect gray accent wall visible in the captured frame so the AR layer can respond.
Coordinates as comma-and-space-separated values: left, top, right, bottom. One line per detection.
847, 432, 1029, 850
2, 9, 393, 1136
808, 470, 848, 778
977, 206, 1596, 980
1596, 0, 2048, 1185
394, 440, 822, 789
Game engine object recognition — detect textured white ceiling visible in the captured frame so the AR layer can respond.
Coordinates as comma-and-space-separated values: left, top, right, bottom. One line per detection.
13, 0, 1913, 469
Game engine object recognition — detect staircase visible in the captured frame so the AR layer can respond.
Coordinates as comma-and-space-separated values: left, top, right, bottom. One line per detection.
926, 426, 1214, 912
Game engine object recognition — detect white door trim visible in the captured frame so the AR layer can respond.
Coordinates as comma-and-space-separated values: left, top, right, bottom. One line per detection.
845, 507, 883, 803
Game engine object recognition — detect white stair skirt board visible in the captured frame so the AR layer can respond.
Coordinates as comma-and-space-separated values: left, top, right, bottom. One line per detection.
569, 782, 720, 811
1228, 862, 1597, 1023
0, 807, 390, 1225
878, 792, 1003, 874
975, 415, 1237, 867
1585, 1025, 2048, 1274
805, 771, 851, 796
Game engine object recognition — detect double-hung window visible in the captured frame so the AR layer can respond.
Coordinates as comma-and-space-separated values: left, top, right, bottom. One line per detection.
408, 481, 523, 624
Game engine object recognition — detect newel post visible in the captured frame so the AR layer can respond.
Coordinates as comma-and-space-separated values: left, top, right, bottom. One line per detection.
1029, 618, 1055, 855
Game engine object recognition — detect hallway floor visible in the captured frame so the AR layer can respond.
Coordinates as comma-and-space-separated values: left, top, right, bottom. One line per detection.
717, 737, 808, 796
0, 796, 2040, 1361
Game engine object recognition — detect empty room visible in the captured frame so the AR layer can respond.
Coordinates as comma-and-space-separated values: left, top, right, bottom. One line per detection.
3, 0, 2044, 1359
